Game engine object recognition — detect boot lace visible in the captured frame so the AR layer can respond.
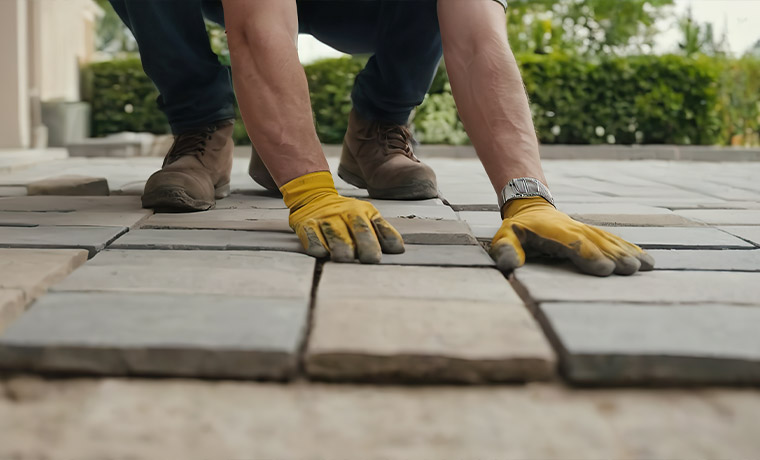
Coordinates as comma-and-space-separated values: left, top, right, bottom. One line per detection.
163, 125, 217, 166
377, 123, 418, 160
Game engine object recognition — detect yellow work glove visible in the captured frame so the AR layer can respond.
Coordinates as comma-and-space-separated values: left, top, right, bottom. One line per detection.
490, 197, 655, 276
280, 171, 405, 263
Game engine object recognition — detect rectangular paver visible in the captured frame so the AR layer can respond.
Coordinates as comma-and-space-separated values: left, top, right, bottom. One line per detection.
27, 175, 110, 196
604, 226, 754, 249
541, 302, 760, 384
513, 264, 760, 305
0, 292, 308, 379
53, 250, 315, 300
0, 248, 88, 301
110, 229, 303, 253
379, 244, 494, 267
719, 226, 760, 246
0, 210, 151, 228
385, 218, 477, 245
647, 249, 760, 271
0, 226, 127, 257
307, 264, 555, 383
140, 209, 292, 232
0, 196, 142, 212
675, 210, 760, 225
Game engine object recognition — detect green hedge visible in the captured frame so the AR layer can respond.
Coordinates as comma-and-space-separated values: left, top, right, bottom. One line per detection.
82, 54, 759, 146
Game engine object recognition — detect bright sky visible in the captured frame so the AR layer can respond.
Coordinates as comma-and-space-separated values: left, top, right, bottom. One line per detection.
298, 0, 760, 62
658, 0, 760, 55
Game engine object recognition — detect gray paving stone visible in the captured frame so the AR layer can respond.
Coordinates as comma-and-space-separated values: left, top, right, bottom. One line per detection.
0, 195, 142, 212
214, 194, 288, 210
571, 214, 701, 227
307, 264, 555, 382
53, 250, 314, 300
513, 264, 760, 305
27, 175, 110, 196
110, 229, 304, 253
457, 211, 501, 240
0, 290, 24, 333
0, 210, 151, 228
557, 203, 674, 215
604, 226, 754, 249
0, 226, 127, 257
647, 249, 760, 271
140, 208, 291, 232
0, 292, 308, 379
379, 244, 494, 267
719, 226, 760, 246
0, 186, 27, 197
0, 248, 88, 302
541, 302, 760, 384
369, 200, 458, 220
675, 209, 760, 225
385, 218, 478, 245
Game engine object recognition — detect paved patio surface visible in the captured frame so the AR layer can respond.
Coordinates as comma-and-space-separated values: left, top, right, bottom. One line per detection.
0, 151, 758, 457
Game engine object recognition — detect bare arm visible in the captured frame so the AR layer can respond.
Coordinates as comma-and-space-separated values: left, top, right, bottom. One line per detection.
437, 0, 547, 192
222, 0, 328, 186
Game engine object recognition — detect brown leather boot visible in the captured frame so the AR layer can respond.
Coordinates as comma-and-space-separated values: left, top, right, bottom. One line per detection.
248, 145, 281, 195
338, 109, 438, 200
142, 119, 234, 212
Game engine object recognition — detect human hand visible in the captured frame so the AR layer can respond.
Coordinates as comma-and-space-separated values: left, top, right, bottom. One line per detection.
280, 171, 404, 263
490, 197, 654, 276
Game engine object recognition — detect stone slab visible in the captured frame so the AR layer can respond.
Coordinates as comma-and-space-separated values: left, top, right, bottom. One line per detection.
53, 250, 315, 300
0, 210, 151, 228
307, 264, 555, 382
557, 203, 675, 215
456, 211, 501, 240
541, 302, 760, 384
110, 229, 303, 253
140, 208, 291, 232
0, 248, 88, 302
385, 217, 478, 245
604, 226, 754, 249
0, 226, 127, 257
675, 210, 760, 225
0, 195, 142, 212
369, 201, 458, 220
0, 292, 308, 379
0, 290, 25, 333
719, 226, 760, 246
379, 244, 494, 267
571, 214, 701, 227
214, 194, 288, 210
647, 249, 760, 271
27, 175, 110, 196
0, 186, 27, 197
513, 264, 760, 305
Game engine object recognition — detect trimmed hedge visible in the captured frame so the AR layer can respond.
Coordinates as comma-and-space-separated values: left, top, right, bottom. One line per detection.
82, 54, 759, 146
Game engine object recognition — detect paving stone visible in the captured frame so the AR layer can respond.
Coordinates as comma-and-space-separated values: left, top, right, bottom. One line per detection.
571, 214, 701, 227
541, 302, 760, 384
0, 290, 25, 333
140, 208, 291, 232
54, 250, 314, 300
27, 175, 110, 196
604, 226, 754, 249
0, 292, 308, 379
647, 249, 760, 271
0, 195, 142, 212
513, 264, 760, 305
379, 244, 494, 267
0, 226, 127, 257
214, 193, 288, 210
0, 248, 88, 302
369, 200, 458, 220
557, 203, 674, 215
307, 264, 555, 382
111, 229, 304, 253
457, 211, 501, 240
675, 209, 760, 225
0, 210, 151, 228
385, 218, 478, 245
719, 226, 760, 246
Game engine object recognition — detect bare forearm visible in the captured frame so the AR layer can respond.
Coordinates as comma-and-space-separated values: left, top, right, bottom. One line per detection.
223, 0, 328, 186
438, 0, 546, 192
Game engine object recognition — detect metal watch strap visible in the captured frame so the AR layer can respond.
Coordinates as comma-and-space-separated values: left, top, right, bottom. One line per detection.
498, 177, 556, 212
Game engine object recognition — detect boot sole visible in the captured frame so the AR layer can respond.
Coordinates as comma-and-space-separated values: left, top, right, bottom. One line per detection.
142, 183, 230, 213
337, 165, 438, 200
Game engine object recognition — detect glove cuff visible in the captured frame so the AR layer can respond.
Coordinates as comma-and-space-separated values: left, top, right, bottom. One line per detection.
503, 196, 556, 219
280, 171, 338, 210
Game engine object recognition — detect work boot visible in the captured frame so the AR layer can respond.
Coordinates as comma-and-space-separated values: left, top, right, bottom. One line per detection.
142, 119, 234, 212
338, 109, 438, 200
248, 145, 281, 195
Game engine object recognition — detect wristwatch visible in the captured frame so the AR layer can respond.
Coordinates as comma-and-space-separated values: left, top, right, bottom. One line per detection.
498, 177, 555, 214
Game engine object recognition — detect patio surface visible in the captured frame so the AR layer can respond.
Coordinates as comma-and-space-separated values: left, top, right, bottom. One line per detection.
0, 150, 758, 458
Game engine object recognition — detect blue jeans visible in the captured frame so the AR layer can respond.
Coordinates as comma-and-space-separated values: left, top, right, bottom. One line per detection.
109, 0, 444, 133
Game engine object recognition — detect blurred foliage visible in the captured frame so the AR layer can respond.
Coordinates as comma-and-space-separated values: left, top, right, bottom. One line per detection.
92, 0, 138, 55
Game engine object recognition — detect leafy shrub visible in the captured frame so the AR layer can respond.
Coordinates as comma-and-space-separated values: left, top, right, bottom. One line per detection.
83, 54, 757, 146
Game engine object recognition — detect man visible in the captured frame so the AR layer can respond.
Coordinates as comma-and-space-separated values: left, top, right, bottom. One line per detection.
113, 0, 653, 275
109, 0, 442, 212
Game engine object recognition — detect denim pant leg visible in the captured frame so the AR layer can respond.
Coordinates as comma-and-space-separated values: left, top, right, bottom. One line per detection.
109, 0, 236, 133
301, 0, 443, 125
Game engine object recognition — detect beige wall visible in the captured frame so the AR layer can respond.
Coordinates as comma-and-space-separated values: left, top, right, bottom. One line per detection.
0, 0, 100, 148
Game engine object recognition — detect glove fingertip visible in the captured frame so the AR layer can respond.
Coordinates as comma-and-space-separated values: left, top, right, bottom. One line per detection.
490, 243, 525, 273
300, 225, 329, 259
638, 251, 656, 271
372, 217, 405, 254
